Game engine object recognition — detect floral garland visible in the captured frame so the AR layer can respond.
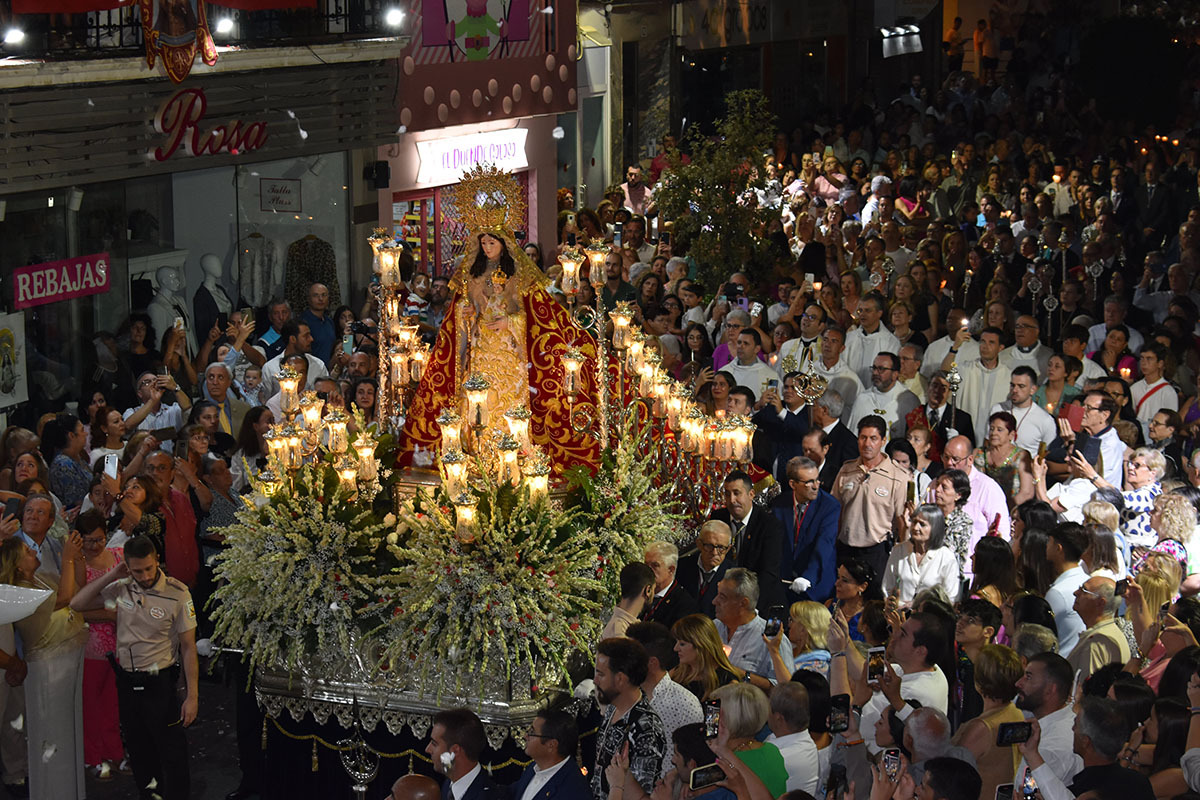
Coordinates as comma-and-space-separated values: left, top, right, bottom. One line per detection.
565, 416, 688, 599
377, 481, 604, 697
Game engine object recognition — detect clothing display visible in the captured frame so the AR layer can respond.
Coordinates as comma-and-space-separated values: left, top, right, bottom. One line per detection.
284, 235, 342, 314
236, 233, 284, 309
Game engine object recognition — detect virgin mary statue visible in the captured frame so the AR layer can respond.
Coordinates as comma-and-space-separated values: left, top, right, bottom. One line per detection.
401, 165, 599, 476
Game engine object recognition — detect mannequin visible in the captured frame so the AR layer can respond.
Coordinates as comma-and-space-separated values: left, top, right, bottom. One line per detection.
148, 265, 197, 356
193, 254, 234, 341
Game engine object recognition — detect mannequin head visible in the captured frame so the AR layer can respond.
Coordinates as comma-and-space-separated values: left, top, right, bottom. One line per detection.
199, 254, 222, 281
155, 265, 183, 294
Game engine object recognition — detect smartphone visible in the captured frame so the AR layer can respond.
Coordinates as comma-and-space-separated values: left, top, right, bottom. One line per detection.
703, 700, 720, 739
995, 784, 1014, 800
1159, 601, 1171, 626
1114, 578, 1128, 597
996, 721, 1033, 746
241, 307, 254, 322
173, 316, 184, 330
736, 297, 750, 311
1020, 767, 1037, 799
567, 212, 576, 226
690, 763, 726, 791
827, 764, 848, 800
764, 605, 785, 637
661, 231, 671, 245
174, 438, 190, 459
614, 222, 623, 248
567, 232, 577, 246
750, 301, 764, 317
882, 748, 901, 781
216, 312, 228, 330
829, 693, 850, 733
767, 379, 780, 392
1037, 441, 1047, 459
103, 453, 119, 480
804, 272, 815, 289
342, 334, 354, 355
867, 647, 887, 683
2, 498, 19, 520
907, 480, 917, 504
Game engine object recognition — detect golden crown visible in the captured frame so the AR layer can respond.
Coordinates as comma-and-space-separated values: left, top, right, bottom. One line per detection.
450, 164, 527, 235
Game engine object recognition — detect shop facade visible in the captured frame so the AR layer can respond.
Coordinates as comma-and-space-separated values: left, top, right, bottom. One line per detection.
0, 58, 397, 427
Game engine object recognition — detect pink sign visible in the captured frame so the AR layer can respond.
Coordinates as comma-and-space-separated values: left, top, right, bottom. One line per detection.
13, 253, 111, 310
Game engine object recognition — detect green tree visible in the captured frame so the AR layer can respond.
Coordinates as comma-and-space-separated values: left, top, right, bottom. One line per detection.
654, 89, 779, 292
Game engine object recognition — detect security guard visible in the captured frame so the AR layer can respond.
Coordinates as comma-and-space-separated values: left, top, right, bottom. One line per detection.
71, 534, 198, 800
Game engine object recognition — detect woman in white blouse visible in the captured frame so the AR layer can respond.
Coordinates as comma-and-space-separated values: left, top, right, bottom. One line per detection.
883, 503, 962, 606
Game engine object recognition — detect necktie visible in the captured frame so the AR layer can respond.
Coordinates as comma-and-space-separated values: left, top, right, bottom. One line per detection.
218, 401, 232, 435
929, 407, 940, 429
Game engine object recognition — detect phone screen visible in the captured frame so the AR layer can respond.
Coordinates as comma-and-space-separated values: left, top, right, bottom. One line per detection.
690, 763, 726, 791
614, 222, 623, 249
996, 721, 1032, 746
995, 785, 1014, 800
1159, 601, 1171, 626
882, 749, 901, 780
1021, 767, 1037, 798
661, 232, 671, 245
703, 700, 720, 738
867, 647, 887, 683
829, 693, 850, 733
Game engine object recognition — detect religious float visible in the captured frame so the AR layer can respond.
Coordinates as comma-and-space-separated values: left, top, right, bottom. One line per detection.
209, 166, 829, 798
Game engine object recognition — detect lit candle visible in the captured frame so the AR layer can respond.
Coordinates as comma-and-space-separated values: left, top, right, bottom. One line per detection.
389, 346, 409, 388
334, 455, 358, 493
561, 348, 584, 396
583, 242, 610, 288
463, 374, 492, 428
522, 456, 551, 503
441, 448, 468, 496
451, 490, 479, 543
559, 247, 584, 297
496, 434, 521, 485
652, 375, 672, 418
277, 367, 301, 418
813, 281, 822, 292
409, 346, 429, 383
610, 302, 635, 351
299, 391, 325, 432
353, 436, 377, 482
264, 425, 287, 465
504, 405, 532, 451
377, 247, 400, 287
436, 408, 463, 452
280, 424, 303, 470
323, 408, 350, 454
626, 332, 645, 373
1119, 367, 1131, 381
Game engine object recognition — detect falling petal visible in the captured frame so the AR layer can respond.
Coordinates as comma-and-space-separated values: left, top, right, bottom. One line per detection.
41, 743, 56, 763
552, 126, 565, 140
297, 127, 308, 140
146, 778, 158, 790
286, 110, 296, 119
10, 715, 21, 731
398, 125, 407, 134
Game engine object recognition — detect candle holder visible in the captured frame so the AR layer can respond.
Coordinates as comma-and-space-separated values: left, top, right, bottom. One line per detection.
610, 301, 635, 351
463, 374, 492, 429
561, 348, 585, 397
583, 242, 610, 289
503, 405, 532, 452
496, 434, 522, 486
451, 491, 479, 543
558, 246, 584, 299
436, 408, 463, 453
441, 448, 468, 497
353, 435, 378, 482
522, 450, 551, 503
334, 455, 359, 494
323, 408, 350, 455
277, 366, 301, 419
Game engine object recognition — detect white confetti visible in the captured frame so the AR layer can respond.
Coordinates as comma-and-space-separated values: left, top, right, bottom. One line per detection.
87, 99, 95, 107
551, 126, 565, 140
146, 777, 157, 790
329, 601, 340, 612
41, 743, 56, 763
297, 127, 308, 141
286, 110, 296, 119
10, 714, 22, 731
397, 126, 407, 134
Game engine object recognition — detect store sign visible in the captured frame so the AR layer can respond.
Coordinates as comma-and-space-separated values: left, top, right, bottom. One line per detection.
13, 253, 111, 310
415, 128, 529, 186
260, 178, 302, 213
153, 87, 269, 162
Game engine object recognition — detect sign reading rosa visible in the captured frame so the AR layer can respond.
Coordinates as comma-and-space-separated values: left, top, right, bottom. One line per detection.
153, 87, 268, 161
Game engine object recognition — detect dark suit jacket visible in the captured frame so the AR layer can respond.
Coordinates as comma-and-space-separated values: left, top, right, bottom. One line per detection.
1136, 181, 1175, 244
643, 580, 699, 629
509, 759, 591, 800
754, 405, 810, 484
817, 422, 859, 492
772, 488, 840, 604
707, 506, 785, 612
675, 552, 730, 618
441, 769, 506, 800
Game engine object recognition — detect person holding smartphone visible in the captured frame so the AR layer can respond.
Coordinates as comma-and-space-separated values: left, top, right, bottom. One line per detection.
948, 644, 1024, 800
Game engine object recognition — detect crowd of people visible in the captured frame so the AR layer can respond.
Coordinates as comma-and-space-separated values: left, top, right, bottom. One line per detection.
3, 3, 1200, 800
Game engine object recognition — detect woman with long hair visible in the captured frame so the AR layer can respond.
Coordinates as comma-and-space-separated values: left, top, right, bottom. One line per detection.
891, 274, 938, 341
172, 424, 213, 513
351, 377, 378, 427
1090, 324, 1138, 380
188, 400, 236, 459
0, 532, 87, 798
826, 558, 883, 642
0, 427, 39, 492
670, 613, 744, 700
884, 504, 961, 605
839, 271, 863, 321
766, 601, 832, 682
109, 475, 165, 553
1123, 698, 1190, 798
1016, 528, 1054, 595
1132, 492, 1195, 574
44, 412, 92, 510
634, 272, 664, 313
88, 407, 126, 468
969, 536, 1019, 607
231, 406, 273, 494
117, 313, 160, 384
695, 370, 735, 417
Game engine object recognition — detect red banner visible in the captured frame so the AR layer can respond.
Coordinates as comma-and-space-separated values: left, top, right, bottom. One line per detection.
12, 253, 111, 310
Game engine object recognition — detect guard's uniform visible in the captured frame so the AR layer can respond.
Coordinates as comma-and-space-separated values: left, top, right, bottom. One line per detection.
101, 570, 195, 800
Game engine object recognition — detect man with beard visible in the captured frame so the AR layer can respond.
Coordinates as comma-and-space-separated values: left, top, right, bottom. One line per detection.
848, 352, 920, 439
590, 638, 666, 800
71, 535, 199, 800
1012, 653, 1081, 786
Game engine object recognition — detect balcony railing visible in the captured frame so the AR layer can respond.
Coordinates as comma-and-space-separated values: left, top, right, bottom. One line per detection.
1, 1, 404, 60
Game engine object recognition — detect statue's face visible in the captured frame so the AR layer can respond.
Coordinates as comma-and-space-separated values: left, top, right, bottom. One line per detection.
480, 234, 504, 261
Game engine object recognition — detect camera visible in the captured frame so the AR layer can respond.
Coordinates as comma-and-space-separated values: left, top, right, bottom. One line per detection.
349, 321, 376, 335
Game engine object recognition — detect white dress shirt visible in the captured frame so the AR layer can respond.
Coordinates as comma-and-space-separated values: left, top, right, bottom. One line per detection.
861, 665, 948, 754
519, 758, 570, 800
646, 673, 703, 780
765, 729, 822, 794
260, 352, 330, 397
881, 542, 962, 605
1015, 704, 1083, 788
450, 763, 483, 800
956, 359, 1012, 443
1131, 376, 1178, 441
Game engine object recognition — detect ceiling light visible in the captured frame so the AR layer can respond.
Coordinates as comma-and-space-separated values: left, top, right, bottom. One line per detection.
3, 27, 25, 45
385, 8, 404, 27
215, 17, 234, 34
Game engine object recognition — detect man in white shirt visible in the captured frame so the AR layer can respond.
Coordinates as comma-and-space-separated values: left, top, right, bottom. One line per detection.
1014, 653, 1083, 787
849, 353, 920, 439
513, 710, 589, 800
626, 622, 703, 781
922, 309, 979, 380
1059, 391, 1126, 490
1131, 343, 1178, 441
1000, 316, 1053, 382
765, 682, 821, 795
725, 330, 781, 397
859, 612, 951, 754
943, 327, 1011, 443
990, 367, 1057, 457
260, 320, 329, 397
1086, 296, 1145, 354
123, 371, 188, 452
713, 568, 777, 678
1134, 262, 1200, 324
425, 709, 505, 798
881, 221, 915, 274
843, 293, 902, 385
812, 327, 864, 424
1042, 524, 1090, 655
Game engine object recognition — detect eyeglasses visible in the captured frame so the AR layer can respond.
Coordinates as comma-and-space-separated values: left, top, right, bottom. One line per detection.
1083, 404, 1104, 412
1076, 584, 1102, 598
699, 542, 731, 554
791, 478, 820, 486
1014, 322, 1037, 330
138, 378, 156, 387
870, 366, 894, 372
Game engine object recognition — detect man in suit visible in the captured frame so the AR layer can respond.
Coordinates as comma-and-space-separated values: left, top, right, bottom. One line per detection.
904, 370, 975, 462
511, 709, 590, 800
753, 371, 811, 484
707, 470, 785, 612
425, 708, 506, 800
773, 457, 840, 604
642, 542, 698, 629
803, 428, 838, 493
811, 389, 858, 475
675, 522, 732, 617
204, 362, 250, 436
1136, 161, 1176, 250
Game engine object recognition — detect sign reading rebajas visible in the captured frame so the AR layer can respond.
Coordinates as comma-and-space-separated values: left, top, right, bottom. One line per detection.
13, 253, 111, 309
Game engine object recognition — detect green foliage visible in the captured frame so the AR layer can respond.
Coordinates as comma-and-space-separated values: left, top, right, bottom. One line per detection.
653, 89, 779, 291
